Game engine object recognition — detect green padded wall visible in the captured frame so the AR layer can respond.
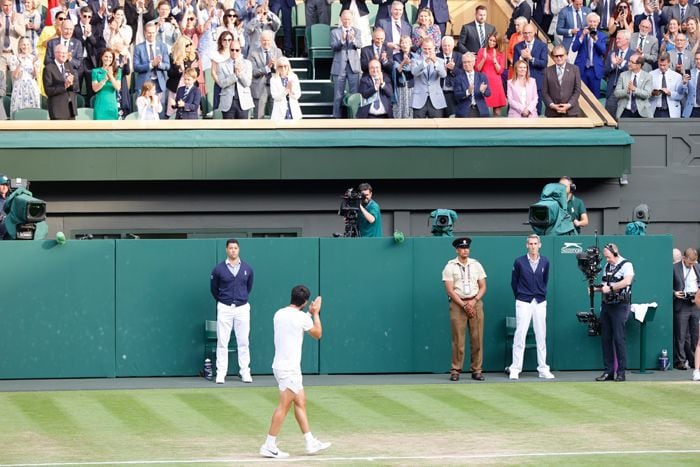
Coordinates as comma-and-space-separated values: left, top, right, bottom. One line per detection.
0, 240, 115, 378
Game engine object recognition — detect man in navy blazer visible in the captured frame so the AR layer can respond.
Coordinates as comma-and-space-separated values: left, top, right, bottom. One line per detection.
134, 22, 170, 117
557, 0, 592, 51
513, 23, 548, 114
418, 0, 448, 35
360, 28, 393, 76
634, 0, 667, 43
372, 0, 407, 27
453, 52, 490, 117
357, 59, 394, 118
172, 69, 201, 119
377, 1, 411, 55
507, 234, 554, 380
572, 13, 607, 98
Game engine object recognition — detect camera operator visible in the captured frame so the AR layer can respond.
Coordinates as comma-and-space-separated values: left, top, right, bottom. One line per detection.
357, 182, 382, 237
672, 247, 699, 371
593, 243, 634, 382
559, 176, 588, 233
0, 174, 9, 239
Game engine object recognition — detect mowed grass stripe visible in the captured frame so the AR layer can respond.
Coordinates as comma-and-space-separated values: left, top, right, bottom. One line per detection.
8, 393, 81, 436
93, 392, 176, 435
173, 391, 265, 433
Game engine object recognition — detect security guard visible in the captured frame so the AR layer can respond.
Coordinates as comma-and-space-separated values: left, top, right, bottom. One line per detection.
442, 237, 488, 382
0, 174, 10, 240
594, 243, 635, 382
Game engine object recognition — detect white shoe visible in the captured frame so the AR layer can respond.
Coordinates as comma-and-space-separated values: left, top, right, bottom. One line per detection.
539, 371, 555, 379
241, 372, 253, 383
215, 374, 225, 384
306, 438, 331, 454
259, 444, 289, 459
509, 371, 519, 380
693, 370, 700, 381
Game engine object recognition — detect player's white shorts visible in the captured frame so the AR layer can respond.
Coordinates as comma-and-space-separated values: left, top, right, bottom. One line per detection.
273, 369, 303, 394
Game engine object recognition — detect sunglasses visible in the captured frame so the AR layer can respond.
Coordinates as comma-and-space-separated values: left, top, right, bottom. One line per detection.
226, 13, 236, 17
57, 16, 66, 20
187, 17, 195, 21
553, 54, 565, 57
230, 48, 241, 51
185, 43, 192, 47
82, 14, 92, 18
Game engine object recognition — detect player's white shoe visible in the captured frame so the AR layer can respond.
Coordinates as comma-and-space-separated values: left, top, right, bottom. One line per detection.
693, 369, 700, 381
259, 444, 289, 458
306, 438, 331, 454
539, 370, 555, 379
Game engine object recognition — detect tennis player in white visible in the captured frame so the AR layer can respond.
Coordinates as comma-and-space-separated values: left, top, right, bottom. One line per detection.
259, 285, 331, 458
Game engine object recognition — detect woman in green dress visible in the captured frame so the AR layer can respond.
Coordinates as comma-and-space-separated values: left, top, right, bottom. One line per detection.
92, 48, 122, 120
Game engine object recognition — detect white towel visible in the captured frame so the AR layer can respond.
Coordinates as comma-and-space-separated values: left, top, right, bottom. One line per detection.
630, 302, 658, 323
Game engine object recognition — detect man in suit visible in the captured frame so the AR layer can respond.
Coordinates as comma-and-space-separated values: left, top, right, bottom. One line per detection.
650, 53, 688, 117
670, 34, 692, 75
250, 30, 283, 119
513, 23, 548, 114
134, 21, 170, 118
269, 0, 294, 56
0, 0, 24, 62
377, 1, 411, 55
245, 5, 282, 52
557, 0, 591, 52
672, 248, 700, 370
330, 10, 362, 118
418, 0, 448, 36
614, 53, 653, 118
630, 19, 659, 72
86, 0, 120, 29
172, 67, 201, 119
667, 0, 700, 24
305, 0, 331, 27
507, 0, 532, 38
682, 50, 700, 117
572, 13, 607, 98
43, 43, 80, 120
74, 6, 105, 102
372, 0, 407, 28
46, 20, 84, 80
590, 0, 616, 32
634, 0, 667, 43
543, 45, 582, 117
360, 28, 392, 76
357, 58, 393, 118
411, 37, 446, 117
437, 35, 462, 117
457, 5, 496, 55
604, 29, 632, 117
216, 40, 255, 119
453, 52, 490, 118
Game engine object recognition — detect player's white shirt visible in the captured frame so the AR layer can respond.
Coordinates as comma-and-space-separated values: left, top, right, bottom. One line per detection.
272, 306, 313, 373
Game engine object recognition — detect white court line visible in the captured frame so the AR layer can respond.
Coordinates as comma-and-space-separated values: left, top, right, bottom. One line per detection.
3, 450, 700, 466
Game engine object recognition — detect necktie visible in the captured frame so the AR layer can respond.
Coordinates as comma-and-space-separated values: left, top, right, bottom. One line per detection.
696, 72, 700, 106
14, 0, 21, 13
149, 44, 155, 62
59, 63, 64, 75
601, 0, 607, 27
576, 10, 582, 29
4, 15, 10, 49
677, 52, 683, 67
588, 36, 593, 67
648, 15, 655, 36
264, 50, 271, 78
374, 46, 379, 59
557, 66, 564, 84
373, 79, 381, 109
639, 36, 645, 52
469, 73, 475, 104
681, 7, 686, 21
282, 77, 292, 118
630, 75, 638, 114
478, 24, 485, 48
427, 62, 433, 81
661, 72, 668, 110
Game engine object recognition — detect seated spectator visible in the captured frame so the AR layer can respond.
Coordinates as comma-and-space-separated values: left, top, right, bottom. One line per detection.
377, 1, 411, 56
572, 13, 607, 98
154, 0, 181, 52
476, 32, 506, 115
437, 36, 462, 117
250, 29, 283, 118
543, 45, 582, 117
217, 39, 255, 119
167, 35, 200, 117
630, 19, 659, 72
92, 48, 122, 120
411, 8, 441, 54
21, 0, 41, 51
9, 37, 40, 114
43, 43, 80, 119
244, 3, 280, 54
330, 10, 361, 118
357, 58, 393, 118
392, 34, 414, 118
507, 16, 528, 79
361, 27, 392, 76
507, 59, 538, 118
454, 52, 491, 117
270, 56, 302, 120
136, 81, 162, 119
661, 17, 681, 53
411, 37, 446, 117
650, 53, 688, 118
614, 53, 653, 118
341, 0, 372, 47
170, 67, 200, 118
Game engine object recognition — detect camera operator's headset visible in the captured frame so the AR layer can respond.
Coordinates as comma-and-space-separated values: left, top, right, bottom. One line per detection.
605, 243, 619, 257
560, 175, 576, 192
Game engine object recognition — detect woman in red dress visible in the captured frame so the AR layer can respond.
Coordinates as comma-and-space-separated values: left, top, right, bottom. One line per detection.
476, 32, 507, 116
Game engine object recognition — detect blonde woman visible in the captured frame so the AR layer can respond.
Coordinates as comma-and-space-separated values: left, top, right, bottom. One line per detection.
9, 37, 40, 114
21, 0, 42, 51
411, 8, 441, 53
167, 35, 200, 116
270, 56, 302, 121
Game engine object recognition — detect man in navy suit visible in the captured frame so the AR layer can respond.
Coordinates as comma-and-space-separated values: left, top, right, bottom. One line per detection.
134, 22, 170, 118
557, 0, 592, 51
572, 13, 607, 98
269, 0, 294, 56
418, 0, 448, 36
604, 29, 632, 117
357, 59, 393, 118
634, 0, 667, 43
372, 0, 407, 28
360, 28, 392, 76
45, 20, 84, 74
507, 234, 554, 381
437, 36, 462, 117
453, 52, 490, 117
513, 23, 548, 114
172, 68, 201, 119
377, 1, 411, 55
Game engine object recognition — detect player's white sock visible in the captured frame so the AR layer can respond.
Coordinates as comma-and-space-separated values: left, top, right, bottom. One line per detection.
266, 435, 277, 447
303, 432, 314, 443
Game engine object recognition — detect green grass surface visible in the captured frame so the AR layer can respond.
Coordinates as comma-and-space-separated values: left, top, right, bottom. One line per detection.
1, 382, 699, 465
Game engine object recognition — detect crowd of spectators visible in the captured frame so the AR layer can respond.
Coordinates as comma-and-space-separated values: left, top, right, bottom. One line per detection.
0, 0, 699, 120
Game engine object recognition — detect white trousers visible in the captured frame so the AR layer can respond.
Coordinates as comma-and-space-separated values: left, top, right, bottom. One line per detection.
510, 299, 550, 374
216, 301, 251, 377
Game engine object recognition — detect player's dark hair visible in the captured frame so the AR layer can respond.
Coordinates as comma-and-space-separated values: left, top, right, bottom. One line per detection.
290, 285, 310, 306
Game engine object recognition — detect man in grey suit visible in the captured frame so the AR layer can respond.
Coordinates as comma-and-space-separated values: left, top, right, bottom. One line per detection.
669, 34, 692, 76
630, 19, 658, 72
542, 45, 582, 117
667, 0, 700, 24
331, 10, 362, 118
216, 40, 255, 119
650, 53, 688, 118
377, 1, 411, 56
250, 30, 283, 119
411, 37, 446, 118
457, 5, 496, 55
614, 53, 653, 118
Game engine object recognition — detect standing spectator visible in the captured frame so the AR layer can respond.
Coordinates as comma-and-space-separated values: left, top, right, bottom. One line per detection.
507, 0, 532, 38
74, 5, 105, 103
543, 45, 582, 117
548, 0, 569, 45
21, 0, 40, 51
133, 21, 170, 118
604, 29, 633, 117
591, 0, 616, 33
686, 17, 700, 52
87, 0, 120, 30
442, 237, 488, 382
358, 182, 382, 237
215, 9, 245, 54
669, 33, 692, 74
508, 234, 555, 380
197, 0, 222, 71
136, 80, 162, 119
210, 239, 255, 384
458, 5, 495, 55
378, 1, 411, 56
507, 16, 528, 79
392, 34, 413, 118
357, 57, 393, 118
244, 4, 280, 53
36, 11, 64, 96
49, 0, 79, 25
476, 32, 506, 115
437, 35, 462, 117
110, 35, 132, 117
180, 10, 201, 53
341, 0, 371, 47
330, 10, 361, 119
170, 66, 200, 118
216, 38, 254, 119
92, 48, 122, 119
9, 36, 40, 114
103, 7, 133, 47
360, 27, 392, 75
125, 0, 156, 45
557, 0, 591, 52
454, 51, 491, 117
249, 29, 283, 119
411, 8, 440, 53
373, 0, 407, 29
572, 13, 607, 98
631, 19, 659, 72
154, 0, 181, 52
514, 23, 548, 114
650, 53, 688, 118
418, 0, 448, 36
661, 18, 681, 53
634, 0, 668, 44
305, 0, 330, 28
270, 56, 301, 120
507, 59, 538, 118
410, 36, 446, 117
682, 50, 700, 117
167, 35, 199, 116
667, 0, 700, 25
672, 248, 700, 371
608, 1, 634, 50
269, 0, 294, 56
209, 32, 233, 112
1, 0, 26, 60
614, 52, 654, 118
43, 43, 79, 119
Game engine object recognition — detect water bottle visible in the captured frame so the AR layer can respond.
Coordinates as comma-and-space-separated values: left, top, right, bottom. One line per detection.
203, 358, 213, 380
658, 349, 670, 371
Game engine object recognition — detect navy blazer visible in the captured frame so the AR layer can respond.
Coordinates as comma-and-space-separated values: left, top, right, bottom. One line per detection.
436, 51, 462, 89
357, 73, 394, 118
360, 44, 393, 75
634, 11, 668, 42
341, 0, 369, 16
557, 5, 592, 51
418, 0, 449, 24
173, 85, 201, 119
511, 254, 549, 303
372, 0, 408, 26
572, 29, 608, 79
453, 69, 491, 117
513, 39, 548, 90
604, 47, 632, 91
45, 37, 84, 72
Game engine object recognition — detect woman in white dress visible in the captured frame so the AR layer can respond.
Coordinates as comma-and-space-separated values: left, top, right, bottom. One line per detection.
9, 38, 41, 115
